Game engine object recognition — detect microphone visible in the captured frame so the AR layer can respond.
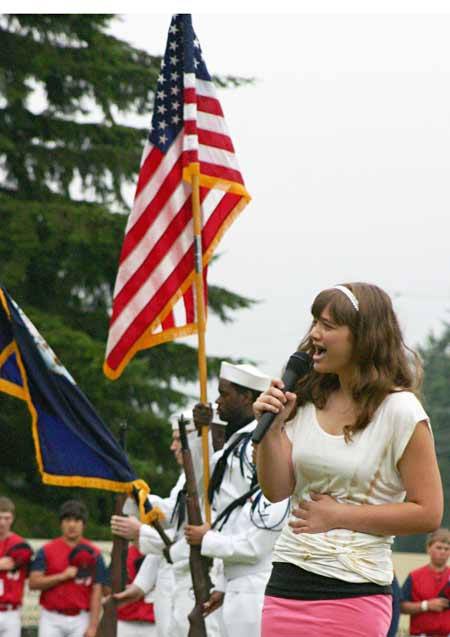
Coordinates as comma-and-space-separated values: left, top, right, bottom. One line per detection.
251, 352, 312, 444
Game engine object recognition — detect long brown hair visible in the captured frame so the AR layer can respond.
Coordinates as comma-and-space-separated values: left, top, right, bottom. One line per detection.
295, 282, 423, 440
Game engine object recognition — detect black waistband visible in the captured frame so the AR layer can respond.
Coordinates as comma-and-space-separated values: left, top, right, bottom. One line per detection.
265, 562, 392, 600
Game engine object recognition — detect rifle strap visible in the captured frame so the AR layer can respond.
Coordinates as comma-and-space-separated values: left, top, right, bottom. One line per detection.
211, 485, 260, 531
208, 432, 253, 504
170, 484, 187, 530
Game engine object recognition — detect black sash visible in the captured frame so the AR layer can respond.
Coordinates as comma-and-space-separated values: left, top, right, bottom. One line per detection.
208, 432, 253, 504
212, 485, 260, 531
170, 485, 187, 530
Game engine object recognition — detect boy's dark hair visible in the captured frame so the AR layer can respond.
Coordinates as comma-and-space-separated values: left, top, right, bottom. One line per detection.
59, 500, 88, 524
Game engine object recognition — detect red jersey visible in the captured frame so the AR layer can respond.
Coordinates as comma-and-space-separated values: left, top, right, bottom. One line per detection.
32, 537, 106, 613
117, 545, 155, 623
402, 564, 450, 636
0, 532, 30, 607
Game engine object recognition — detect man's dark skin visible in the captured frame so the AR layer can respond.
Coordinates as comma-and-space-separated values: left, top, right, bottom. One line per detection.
187, 378, 258, 616
193, 378, 256, 441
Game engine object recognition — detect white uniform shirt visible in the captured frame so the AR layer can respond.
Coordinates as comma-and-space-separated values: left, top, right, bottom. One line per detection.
195, 421, 290, 585
133, 554, 160, 602
273, 391, 430, 585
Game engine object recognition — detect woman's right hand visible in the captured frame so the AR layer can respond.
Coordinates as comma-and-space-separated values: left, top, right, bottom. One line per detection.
253, 379, 297, 429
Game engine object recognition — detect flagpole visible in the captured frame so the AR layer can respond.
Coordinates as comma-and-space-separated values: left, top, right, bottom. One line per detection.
191, 171, 211, 524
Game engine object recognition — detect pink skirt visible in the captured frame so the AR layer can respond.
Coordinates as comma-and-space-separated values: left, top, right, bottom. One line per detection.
261, 594, 392, 637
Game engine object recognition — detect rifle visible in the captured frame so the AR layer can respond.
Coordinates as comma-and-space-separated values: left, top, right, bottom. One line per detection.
97, 495, 174, 637
96, 493, 128, 637
97, 422, 130, 637
179, 414, 213, 637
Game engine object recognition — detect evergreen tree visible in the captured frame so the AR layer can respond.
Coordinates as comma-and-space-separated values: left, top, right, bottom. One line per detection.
0, 14, 254, 536
420, 322, 450, 522
394, 320, 450, 553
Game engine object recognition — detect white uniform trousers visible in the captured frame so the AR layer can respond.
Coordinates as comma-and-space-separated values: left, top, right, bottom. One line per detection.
117, 619, 158, 636
38, 608, 89, 637
221, 572, 269, 637
152, 562, 175, 637
169, 573, 222, 637
0, 609, 20, 637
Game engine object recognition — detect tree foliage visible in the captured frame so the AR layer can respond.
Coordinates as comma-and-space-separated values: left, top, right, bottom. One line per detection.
0, 14, 254, 536
394, 321, 450, 553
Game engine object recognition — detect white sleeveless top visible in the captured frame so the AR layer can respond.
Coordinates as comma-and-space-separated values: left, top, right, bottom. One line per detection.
272, 391, 430, 585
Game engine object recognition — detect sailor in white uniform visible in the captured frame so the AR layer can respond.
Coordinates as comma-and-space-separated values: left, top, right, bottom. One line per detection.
184, 363, 290, 637
111, 407, 223, 636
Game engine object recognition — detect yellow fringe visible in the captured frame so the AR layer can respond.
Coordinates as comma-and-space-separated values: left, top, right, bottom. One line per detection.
142, 506, 166, 525
132, 479, 166, 525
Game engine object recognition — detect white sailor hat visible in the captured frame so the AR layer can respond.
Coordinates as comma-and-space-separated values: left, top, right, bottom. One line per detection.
170, 406, 196, 432
219, 362, 270, 392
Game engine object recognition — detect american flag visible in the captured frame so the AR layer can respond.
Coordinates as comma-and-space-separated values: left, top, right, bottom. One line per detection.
104, 14, 250, 379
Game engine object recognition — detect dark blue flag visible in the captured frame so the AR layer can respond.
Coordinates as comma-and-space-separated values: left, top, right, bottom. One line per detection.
0, 286, 137, 493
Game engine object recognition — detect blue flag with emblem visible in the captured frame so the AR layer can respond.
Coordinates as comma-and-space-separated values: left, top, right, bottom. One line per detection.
0, 286, 138, 492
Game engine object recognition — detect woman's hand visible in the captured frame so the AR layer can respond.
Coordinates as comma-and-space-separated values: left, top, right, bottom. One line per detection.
253, 379, 297, 430
289, 493, 341, 534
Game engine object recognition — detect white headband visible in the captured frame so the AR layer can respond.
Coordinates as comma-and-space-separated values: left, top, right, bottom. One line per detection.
333, 285, 359, 311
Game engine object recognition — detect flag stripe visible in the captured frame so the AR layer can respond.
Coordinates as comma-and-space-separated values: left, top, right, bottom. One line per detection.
183, 286, 195, 324
184, 121, 235, 153
118, 156, 183, 268
198, 128, 235, 153
197, 111, 230, 137
134, 145, 164, 199
126, 134, 184, 237
196, 94, 224, 117
114, 179, 190, 300
199, 161, 245, 185
199, 144, 241, 172
161, 311, 175, 329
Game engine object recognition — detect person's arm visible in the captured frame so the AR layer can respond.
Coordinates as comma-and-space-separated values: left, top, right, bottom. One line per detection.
85, 582, 102, 637
132, 554, 160, 594
290, 421, 443, 536
185, 498, 289, 564
401, 598, 449, 614
112, 583, 145, 605
28, 567, 77, 590
254, 379, 297, 502
399, 575, 449, 614
86, 551, 109, 636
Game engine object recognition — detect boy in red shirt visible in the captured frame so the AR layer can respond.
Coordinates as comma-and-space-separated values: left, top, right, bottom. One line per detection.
29, 500, 107, 637
0, 496, 33, 637
401, 528, 450, 636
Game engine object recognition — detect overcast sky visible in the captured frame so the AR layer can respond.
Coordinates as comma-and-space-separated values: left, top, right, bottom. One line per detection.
110, 10, 450, 378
